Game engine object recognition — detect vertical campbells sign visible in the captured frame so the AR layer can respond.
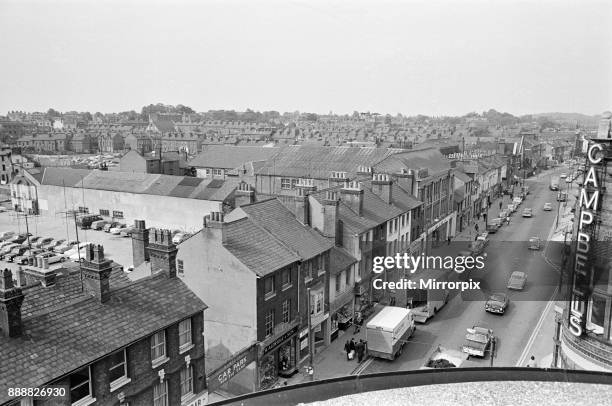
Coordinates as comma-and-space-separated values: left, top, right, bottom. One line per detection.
569, 143, 604, 337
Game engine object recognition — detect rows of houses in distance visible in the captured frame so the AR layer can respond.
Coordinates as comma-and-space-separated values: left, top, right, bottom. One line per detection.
3, 137, 579, 401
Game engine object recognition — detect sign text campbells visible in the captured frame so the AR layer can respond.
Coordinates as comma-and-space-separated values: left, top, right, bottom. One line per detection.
569, 143, 603, 337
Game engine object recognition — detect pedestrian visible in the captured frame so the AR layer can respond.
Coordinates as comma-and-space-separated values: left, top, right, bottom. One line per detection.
344, 340, 351, 361
349, 338, 356, 358
447, 236, 451, 245
506, 216, 510, 225
499, 201, 502, 210
475, 223, 479, 232
526, 355, 537, 368
356, 341, 364, 362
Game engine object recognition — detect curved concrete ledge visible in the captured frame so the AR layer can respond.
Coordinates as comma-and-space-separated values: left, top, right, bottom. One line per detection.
210, 367, 612, 406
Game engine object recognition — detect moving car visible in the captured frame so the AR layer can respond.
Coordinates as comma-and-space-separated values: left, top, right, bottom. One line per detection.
522, 208, 533, 218
54, 240, 78, 253
508, 271, 527, 290
528, 237, 542, 250
543, 202, 553, 211
485, 293, 509, 315
366, 306, 416, 360
462, 323, 494, 358
37, 251, 66, 264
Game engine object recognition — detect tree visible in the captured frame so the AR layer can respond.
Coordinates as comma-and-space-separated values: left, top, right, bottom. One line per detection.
47, 108, 61, 117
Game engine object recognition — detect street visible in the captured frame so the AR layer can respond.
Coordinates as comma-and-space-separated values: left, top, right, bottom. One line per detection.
365, 169, 563, 373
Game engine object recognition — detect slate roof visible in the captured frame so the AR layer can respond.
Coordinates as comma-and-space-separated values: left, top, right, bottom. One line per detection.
39, 167, 238, 202
0, 269, 207, 403
329, 246, 358, 276
453, 169, 472, 183
223, 217, 300, 276
237, 199, 334, 260
374, 147, 451, 177
189, 145, 280, 169
256, 145, 402, 178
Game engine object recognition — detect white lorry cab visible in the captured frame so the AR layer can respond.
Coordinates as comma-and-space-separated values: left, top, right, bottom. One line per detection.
365, 306, 415, 360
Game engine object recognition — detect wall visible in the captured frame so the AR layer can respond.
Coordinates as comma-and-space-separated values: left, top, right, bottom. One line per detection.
177, 228, 258, 393
119, 150, 147, 173
36, 185, 222, 231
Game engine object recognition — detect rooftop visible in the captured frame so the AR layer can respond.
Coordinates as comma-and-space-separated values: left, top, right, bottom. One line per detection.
190, 145, 281, 169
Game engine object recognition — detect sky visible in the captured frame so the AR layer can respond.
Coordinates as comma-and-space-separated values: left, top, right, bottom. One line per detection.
0, 0, 611, 116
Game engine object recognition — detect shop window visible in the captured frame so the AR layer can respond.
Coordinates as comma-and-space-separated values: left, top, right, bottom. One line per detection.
265, 309, 274, 337
259, 352, 277, 389
180, 365, 194, 400
178, 318, 192, 350
587, 295, 606, 335
69, 366, 93, 404
264, 277, 275, 300
282, 299, 290, 323
153, 381, 168, 406
281, 268, 291, 289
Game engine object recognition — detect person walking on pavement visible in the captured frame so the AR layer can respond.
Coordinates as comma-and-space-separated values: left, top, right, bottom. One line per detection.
526, 355, 538, 367
447, 236, 451, 245
344, 340, 351, 361
356, 340, 364, 363
349, 338, 356, 360
499, 200, 503, 210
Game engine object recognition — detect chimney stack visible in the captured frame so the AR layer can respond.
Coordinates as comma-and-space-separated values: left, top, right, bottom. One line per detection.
394, 168, 416, 196
131, 219, 149, 267
328, 171, 347, 187
356, 166, 373, 177
148, 228, 179, 277
295, 179, 316, 225
234, 182, 255, 207
372, 173, 392, 204
340, 181, 364, 216
0, 268, 24, 338
203, 212, 227, 245
81, 244, 113, 303
322, 191, 340, 242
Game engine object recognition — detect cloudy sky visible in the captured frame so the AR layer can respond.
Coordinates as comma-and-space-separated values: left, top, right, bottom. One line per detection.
0, 0, 610, 116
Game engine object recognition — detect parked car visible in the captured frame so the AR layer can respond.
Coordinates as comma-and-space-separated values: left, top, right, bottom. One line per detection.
485, 293, 509, 314
54, 240, 78, 253
120, 226, 136, 237
91, 220, 109, 230
37, 251, 66, 264
34, 237, 54, 248
9, 234, 28, 244
6, 246, 28, 262
172, 232, 192, 244
15, 249, 44, 265
486, 223, 498, 233
43, 238, 65, 251
543, 202, 553, 211
462, 323, 494, 358
76, 214, 102, 230
507, 204, 516, 213
0, 207, 7, 213
560, 173, 567, 179
512, 197, 522, 206
499, 209, 509, 219
557, 192, 567, 202
522, 208, 533, 218
507, 271, 527, 290
0, 240, 15, 249
109, 224, 127, 235
104, 222, 120, 232
0, 243, 18, 258
476, 232, 489, 241
20, 236, 41, 248
0, 231, 16, 241
63, 242, 93, 260
491, 218, 504, 228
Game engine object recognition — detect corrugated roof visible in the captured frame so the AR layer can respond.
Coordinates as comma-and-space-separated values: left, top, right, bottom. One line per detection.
189, 145, 280, 169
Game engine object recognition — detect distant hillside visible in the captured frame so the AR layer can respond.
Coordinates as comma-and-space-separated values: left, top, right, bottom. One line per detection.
531, 112, 600, 125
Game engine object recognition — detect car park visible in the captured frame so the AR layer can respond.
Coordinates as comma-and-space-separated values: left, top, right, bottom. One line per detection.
507, 271, 527, 290
15, 249, 44, 265
5, 246, 28, 262
485, 293, 509, 315
43, 238, 65, 251
543, 202, 553, 211
522, 208, 533, 218
20, 236, 41, 248
0, 243, 18, 258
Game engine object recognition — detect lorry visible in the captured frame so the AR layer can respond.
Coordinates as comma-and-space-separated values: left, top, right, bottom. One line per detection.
365, 306, 415, 360
406, 269, 450, 323
549, 175, 560, 191
421, 345, 468, 369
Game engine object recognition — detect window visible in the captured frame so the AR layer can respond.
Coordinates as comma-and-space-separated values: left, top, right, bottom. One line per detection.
78, 206, 89, 214
265, 309, 275, 337
112, 210, 124, 219
69, 366, 92, 404
177, 259, 184, 276
151, 331, 166, 364
108, 349, 128, 387
212, 168, 223, 176
282, 299, 290, 323
180, 365, 194, 399
345, 268, 351, 286
281, 178, 292, 190
99, 209, 109, 216
281, 268, 291, 288
335, 273, 342, 293
310, 291, 323, 315
179, 318, 192, 349
587, 296, 606, 335
153, 381, 168, 406
264, 277, 275, 299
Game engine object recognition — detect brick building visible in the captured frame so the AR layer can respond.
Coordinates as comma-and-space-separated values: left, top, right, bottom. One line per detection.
0, 242, 208, 406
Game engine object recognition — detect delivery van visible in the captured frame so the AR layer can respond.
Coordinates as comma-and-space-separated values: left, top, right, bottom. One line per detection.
365, 306, 415, 360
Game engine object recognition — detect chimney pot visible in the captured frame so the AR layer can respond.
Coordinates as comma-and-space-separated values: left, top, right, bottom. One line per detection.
0, 268, 25, 337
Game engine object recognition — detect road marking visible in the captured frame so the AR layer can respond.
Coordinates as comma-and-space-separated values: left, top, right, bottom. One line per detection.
352, 356, 374, 375
516, 285, 558, 367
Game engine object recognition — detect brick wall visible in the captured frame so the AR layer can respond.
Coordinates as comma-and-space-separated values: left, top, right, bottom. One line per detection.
256, 264, 299, 342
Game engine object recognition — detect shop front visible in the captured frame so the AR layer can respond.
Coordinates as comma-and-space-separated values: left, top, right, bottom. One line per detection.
258, 325, 299, 390
330, 289, 354, 341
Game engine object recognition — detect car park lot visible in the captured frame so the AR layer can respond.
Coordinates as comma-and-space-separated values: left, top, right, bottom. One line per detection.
0, 211, 134, 269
